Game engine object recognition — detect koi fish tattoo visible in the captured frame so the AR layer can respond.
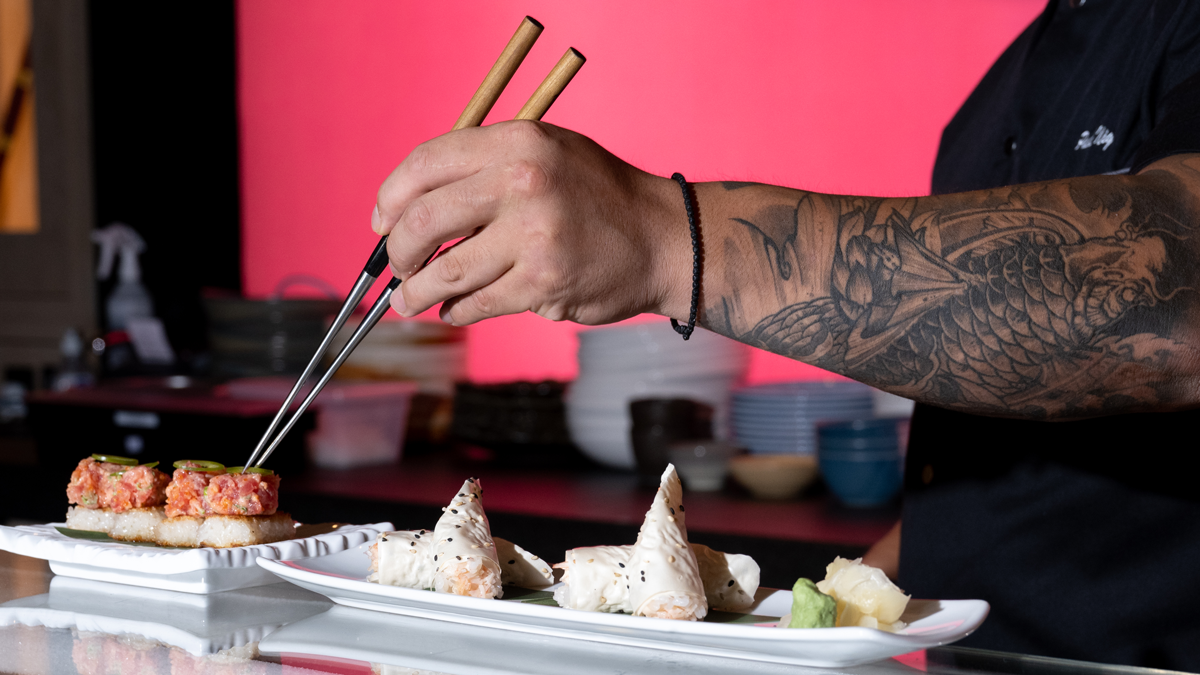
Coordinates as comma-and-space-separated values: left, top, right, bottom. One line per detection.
708, 169, 1200, 418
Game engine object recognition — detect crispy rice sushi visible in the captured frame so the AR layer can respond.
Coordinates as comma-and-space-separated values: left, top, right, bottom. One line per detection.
157, 461, 293, 548
65, 455, 169, 542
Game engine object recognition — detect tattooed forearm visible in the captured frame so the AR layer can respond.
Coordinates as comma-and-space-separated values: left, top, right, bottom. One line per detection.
695, 156, 1200, 419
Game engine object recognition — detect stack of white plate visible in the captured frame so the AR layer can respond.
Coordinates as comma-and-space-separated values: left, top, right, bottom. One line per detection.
328, 318, 467, 396
566, 324, 749, 469
732, 381, 875, 455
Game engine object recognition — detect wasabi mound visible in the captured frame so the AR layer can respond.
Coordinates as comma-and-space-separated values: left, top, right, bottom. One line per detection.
785, 578, 836, 629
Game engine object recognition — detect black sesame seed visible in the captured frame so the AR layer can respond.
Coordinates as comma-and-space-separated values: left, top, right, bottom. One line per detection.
451, 509, 458, 514
414, 534, 420, 538
618, 562, 625, 568
727, 580, 734, 587
410, 542, 416, 547
456, 555, 462, 560
381, 537, 388, 542
456, 525, 461, 529
433, 555, 438, 561
679, 505, 685, 512
508, 559, 516, 564
670, 507, 675, 515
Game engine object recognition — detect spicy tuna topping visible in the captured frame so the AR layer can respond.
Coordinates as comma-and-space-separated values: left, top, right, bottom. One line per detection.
66, 458, 169, 512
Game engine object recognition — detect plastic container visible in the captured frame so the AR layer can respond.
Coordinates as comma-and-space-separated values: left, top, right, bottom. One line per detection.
225, 377, 417, 468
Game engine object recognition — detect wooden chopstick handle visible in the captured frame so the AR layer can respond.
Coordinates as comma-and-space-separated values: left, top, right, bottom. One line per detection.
453, 16, 544, 130
515, 48, 586, 121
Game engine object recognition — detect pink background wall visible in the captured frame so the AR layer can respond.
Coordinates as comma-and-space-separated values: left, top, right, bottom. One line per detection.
236, 0, 1044, 384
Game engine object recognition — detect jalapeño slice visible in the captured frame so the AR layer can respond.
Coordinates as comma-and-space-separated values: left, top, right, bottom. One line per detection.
225, 466, 275, 475
172, 460, 225, 473
140, 461, 160, 469
91, 454, 138, 466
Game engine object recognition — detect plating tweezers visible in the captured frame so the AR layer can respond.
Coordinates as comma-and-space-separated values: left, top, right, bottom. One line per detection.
246, 18, 585, 469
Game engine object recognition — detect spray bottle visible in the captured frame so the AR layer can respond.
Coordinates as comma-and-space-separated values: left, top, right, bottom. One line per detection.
91, 222, 153, 330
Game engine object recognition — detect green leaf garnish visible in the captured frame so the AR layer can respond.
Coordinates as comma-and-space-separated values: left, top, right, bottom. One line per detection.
55, 527, 185, 549
172, 460, 225, 472
224, 466, 274, 475
91, 454, 138, 466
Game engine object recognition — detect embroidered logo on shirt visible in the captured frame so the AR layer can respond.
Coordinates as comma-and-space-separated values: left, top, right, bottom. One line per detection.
1075, 125, 1114, 151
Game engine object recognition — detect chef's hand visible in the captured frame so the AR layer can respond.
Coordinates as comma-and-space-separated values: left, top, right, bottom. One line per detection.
373, 121, 690, 326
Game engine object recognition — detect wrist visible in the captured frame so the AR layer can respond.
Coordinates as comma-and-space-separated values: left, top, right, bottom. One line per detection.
640, 171, 696, 321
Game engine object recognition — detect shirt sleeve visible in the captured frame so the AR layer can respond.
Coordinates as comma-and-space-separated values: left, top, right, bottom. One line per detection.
1131, 71, 1200, 172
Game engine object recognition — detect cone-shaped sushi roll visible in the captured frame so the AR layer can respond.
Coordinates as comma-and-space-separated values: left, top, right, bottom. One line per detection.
432, 478, 502, 599
368, 529, 436, 589
494, 537, 553, 588
626, 464, 707, 620
552, 545, 632, 612
553, 542, 760, 613
691, 543, 760, 612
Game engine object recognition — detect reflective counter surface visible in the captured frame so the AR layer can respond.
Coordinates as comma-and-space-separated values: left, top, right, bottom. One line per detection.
0, 550, 1181, 675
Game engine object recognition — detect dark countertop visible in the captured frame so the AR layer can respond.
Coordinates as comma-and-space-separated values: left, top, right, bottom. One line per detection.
288, 453, 897, 548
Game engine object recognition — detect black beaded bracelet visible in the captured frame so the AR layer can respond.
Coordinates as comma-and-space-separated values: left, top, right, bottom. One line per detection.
669, 172, 700, 341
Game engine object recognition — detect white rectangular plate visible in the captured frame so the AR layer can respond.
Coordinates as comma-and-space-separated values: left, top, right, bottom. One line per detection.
258, 543, 989, 668
0, 576, 331, 655
0, 522, 390, 594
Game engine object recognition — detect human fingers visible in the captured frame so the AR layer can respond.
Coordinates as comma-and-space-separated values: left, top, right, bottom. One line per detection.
392, 227, 515, 318
383, 166, 507, 280
437, 269, 546, 327
373, 126, 498, 237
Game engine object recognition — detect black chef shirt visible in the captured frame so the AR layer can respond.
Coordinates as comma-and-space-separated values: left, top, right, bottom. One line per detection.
900, 0, 1200, 669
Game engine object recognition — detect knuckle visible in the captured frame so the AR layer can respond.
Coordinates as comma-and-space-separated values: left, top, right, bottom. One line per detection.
405, 141, 435, 173
508, 159, 551, 199
538, 304, 569, 323
436, 253, 468, 286
502, 119, 551, 147
523, 251, 567, 297
401, 199, 437, 239
463, 289, 496, 319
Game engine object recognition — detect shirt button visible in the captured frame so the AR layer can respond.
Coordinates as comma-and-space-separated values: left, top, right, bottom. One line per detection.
1004, 136, 1017, 156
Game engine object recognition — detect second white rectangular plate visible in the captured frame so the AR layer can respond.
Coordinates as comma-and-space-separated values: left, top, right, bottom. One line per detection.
258, 543, 988, 668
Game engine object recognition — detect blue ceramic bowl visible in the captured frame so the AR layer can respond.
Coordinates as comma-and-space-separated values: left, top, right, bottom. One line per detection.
816, 418, 903, 441
818, 449, 903, 507
819, 437, 900, 453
